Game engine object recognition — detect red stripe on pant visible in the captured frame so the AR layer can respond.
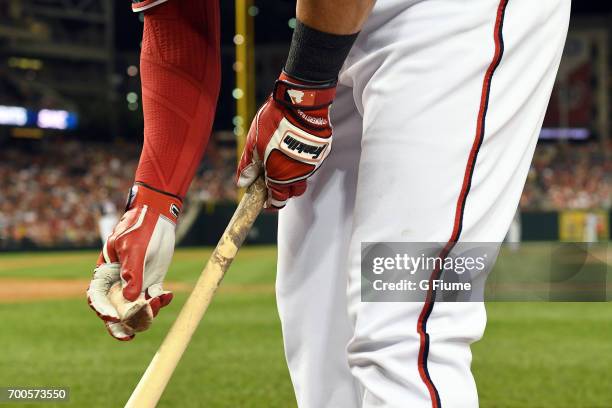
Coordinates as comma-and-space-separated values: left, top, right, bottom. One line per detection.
416, 1, 509, 407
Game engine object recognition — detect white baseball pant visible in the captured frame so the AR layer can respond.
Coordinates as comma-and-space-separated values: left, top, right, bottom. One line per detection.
277, 0, 570, 407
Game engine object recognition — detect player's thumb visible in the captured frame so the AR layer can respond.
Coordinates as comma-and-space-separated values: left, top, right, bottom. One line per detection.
87, 263, 121, 322
113, 207, 153, 301
120, 251, 147, 302
236, 131, 261, 188
237, 162, 260, 188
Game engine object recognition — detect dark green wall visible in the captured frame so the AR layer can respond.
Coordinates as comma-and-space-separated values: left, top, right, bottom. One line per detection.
521, 212, 559, 241
180, 204, 278, 246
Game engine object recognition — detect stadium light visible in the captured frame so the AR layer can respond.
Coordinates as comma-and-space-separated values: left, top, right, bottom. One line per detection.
0, 106, 78, 129
37, 109, 77, 130
0, 105, 28, 126
539, 128, 590, 140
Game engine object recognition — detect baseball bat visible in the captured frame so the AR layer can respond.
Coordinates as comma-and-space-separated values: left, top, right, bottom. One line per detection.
125, 177, 267, 408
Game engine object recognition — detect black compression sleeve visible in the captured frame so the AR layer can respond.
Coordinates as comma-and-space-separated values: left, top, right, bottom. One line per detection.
284, 20, 359, 83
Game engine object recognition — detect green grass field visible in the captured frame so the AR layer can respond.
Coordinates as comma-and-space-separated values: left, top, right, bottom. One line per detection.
0, 244, 611, 407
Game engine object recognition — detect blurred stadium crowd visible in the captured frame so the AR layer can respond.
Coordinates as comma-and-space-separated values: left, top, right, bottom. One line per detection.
521, 142, 611, 211
1, 2, 609, 249
0, 138, 609, 248
0, 137, 237, 249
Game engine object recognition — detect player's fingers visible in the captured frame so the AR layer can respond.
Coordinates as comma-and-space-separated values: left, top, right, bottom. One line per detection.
147, 293, 173, 318
146, 284, 173, 317
266, 185, 288, 209
105, 321, 135, 342
265, 180, 306, 209
290, 180, 307, 197
148, 297, 161, 317
158, 292, 173, 308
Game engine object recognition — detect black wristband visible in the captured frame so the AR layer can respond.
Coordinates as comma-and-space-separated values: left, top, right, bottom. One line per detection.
284, 20, 359, 83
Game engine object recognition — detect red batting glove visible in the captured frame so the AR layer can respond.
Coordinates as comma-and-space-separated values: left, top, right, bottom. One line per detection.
87, 183, 181, 341
236, 72, 336, 209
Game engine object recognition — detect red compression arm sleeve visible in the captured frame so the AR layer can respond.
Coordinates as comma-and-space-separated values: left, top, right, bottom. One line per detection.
135, 0, 221, 197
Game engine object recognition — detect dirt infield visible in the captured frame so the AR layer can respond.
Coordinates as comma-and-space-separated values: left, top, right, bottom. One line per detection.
0, 279, 275, 303
0, 279, 191, 303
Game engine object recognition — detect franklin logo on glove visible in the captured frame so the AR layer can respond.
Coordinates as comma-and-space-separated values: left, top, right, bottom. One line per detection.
282, 134, 328, 160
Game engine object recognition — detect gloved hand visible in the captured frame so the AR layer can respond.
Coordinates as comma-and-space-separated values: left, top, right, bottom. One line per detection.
236, 72, 337, 209
87, 183, 182, 341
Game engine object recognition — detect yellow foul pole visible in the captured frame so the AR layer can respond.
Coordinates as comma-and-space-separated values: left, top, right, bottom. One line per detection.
235, 0, 256, 200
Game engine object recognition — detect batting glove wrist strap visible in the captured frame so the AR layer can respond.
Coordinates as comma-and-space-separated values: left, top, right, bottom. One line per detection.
273, 75, 337, 111
127, 183, 183, 223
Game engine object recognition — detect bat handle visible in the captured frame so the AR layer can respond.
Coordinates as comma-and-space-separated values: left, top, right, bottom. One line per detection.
125, 177, 266, 408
